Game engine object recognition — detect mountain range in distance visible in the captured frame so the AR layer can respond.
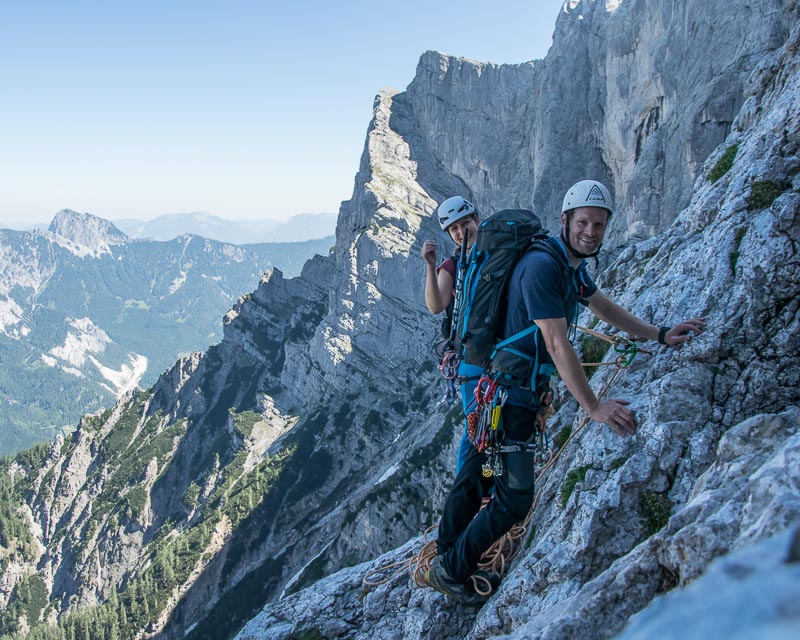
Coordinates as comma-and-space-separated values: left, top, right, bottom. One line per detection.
0, 208, 336, 455
1, 210, 338, 244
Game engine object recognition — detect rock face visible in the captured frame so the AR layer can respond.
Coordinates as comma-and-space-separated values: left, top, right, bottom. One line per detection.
403, 0, 797, 254
235, 8, 800, 638
1, 1, 799, 639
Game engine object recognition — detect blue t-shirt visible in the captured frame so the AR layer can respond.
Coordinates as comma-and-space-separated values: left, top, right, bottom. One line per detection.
502, 236, 597, 406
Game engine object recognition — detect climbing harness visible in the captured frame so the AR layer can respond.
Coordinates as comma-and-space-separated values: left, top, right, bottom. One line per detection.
363, 325, 651, 597
466, 372, 558, 481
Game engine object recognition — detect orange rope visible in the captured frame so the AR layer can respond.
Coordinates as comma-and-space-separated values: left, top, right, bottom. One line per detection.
362, 526, 439, 588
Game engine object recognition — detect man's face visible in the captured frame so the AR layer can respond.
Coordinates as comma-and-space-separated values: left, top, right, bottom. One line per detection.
561, 207, 609, 255
447, 215, 479, 249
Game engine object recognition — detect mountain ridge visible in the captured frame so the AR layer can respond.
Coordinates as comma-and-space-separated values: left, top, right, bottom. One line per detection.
115, 210, 338, 244
47, 209, 128, 258
2, 210, 338, 245
0, 212, 333, 455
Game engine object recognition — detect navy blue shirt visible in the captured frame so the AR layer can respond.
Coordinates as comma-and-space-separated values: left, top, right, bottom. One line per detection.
502, 236, 597, 406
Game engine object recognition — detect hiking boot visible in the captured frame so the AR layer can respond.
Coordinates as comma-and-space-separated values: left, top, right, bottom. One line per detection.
423, 557, 489, 606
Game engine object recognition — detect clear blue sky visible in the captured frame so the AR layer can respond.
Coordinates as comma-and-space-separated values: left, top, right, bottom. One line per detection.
0, 0, 564, 225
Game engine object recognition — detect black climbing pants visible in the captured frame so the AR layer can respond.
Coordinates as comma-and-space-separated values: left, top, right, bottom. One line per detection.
437, 404, 538, 582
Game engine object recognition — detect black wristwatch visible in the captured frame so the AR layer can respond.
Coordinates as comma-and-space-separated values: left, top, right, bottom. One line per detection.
658, 326, 671, 345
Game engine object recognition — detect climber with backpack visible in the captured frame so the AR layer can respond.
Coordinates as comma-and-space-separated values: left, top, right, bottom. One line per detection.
422, 195, 484, 473
423, 180, 706, 604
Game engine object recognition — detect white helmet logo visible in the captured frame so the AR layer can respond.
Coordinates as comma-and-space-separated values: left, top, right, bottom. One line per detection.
586, 185, 606, 203
562, 180, 613, 215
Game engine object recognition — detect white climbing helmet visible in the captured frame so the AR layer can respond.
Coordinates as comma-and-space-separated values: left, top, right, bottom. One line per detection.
437, 196, 477, 231
562, 180, 613, 217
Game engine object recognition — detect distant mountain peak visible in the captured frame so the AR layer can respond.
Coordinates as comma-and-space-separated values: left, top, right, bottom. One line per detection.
48, 209, 128, 258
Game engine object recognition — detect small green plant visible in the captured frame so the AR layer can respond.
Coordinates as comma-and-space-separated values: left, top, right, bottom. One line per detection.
15, 441, 49, 472
729, 226, 747, 273
230, 409, 262, 438
609, 456, 628, 471
524, 525, 538, 551
0, 573, 49, 634
124, 487, 148, 519
183, 481, 200, 509
707, 143, 738, 182
640, 490, 672, 536
747, 180, 783, 211
560, 465, 590, 508
580, 335, 609, 378
553, 425, 572, 450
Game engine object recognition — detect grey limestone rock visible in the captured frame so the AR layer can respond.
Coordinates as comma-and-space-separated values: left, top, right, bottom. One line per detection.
3, 1, 800, 639
234, 4, 800, 639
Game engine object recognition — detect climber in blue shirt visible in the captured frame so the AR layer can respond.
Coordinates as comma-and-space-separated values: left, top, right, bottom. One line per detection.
424, 180, 706, 604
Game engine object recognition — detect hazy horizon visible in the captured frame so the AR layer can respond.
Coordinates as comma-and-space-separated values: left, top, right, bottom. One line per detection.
0, 209, 338, 231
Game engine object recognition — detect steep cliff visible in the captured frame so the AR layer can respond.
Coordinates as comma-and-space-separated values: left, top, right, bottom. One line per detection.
236, 7, 800, 638
1, 1, 798, 639
404, 0, 797, 252
235, 4, 800, 638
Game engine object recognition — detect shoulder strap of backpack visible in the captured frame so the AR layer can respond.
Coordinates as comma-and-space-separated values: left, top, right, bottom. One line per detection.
487, 237, 562, 353
487, 236, 569, 387
532, 235, 593, 301
529, 235, 569, 270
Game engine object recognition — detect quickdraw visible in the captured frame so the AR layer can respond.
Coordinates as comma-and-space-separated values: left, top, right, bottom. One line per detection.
468, 372, 556, 468
532, 385, 554, 467
435, 341, 460, 406
577, 325, 653, 369
435, 229, 471, 406
466, 376, 509, 477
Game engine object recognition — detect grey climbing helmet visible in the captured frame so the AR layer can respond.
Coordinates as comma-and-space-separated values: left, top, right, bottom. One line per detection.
437, 196, 477, 231
562, 180, 613, 216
